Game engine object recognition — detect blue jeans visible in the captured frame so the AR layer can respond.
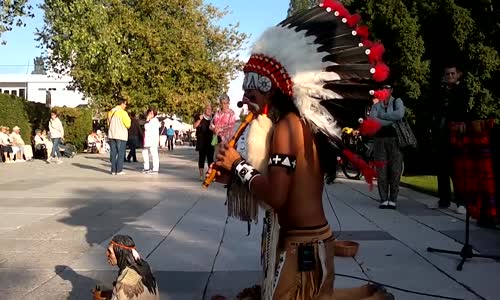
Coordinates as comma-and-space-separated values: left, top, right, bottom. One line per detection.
109, 139, 127, 173
51, 138, 62, 158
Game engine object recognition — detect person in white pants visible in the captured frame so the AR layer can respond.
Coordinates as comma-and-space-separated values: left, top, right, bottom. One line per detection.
142, 108, 161, 174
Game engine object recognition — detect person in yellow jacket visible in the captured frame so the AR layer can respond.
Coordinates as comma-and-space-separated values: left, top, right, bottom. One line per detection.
108, 98, 131, 175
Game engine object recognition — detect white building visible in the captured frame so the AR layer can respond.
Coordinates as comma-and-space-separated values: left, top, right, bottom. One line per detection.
0, 73, 89, 108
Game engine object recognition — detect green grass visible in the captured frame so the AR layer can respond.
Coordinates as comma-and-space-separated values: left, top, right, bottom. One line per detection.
400, 175, 439, 196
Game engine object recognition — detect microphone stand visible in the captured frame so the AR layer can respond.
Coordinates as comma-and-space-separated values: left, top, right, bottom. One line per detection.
427, 207, 500, 270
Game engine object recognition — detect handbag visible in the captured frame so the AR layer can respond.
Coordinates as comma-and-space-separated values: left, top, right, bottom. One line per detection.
392, 98, 417, 149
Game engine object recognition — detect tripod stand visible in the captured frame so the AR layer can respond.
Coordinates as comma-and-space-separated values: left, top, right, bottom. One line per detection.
427, 209, 500, 271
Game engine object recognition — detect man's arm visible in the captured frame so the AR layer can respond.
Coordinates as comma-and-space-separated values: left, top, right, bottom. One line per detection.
245, 118, 295, 210
379, 98, 405, 121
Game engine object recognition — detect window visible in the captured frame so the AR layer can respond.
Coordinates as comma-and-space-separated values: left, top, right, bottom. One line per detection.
19, 89, 25, 99
48, 88, 56, 91
11, 90, 17, 96
38, 88, 46, 91
3, 90, 9, 94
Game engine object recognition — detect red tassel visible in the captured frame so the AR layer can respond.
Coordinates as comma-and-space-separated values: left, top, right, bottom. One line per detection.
346, 13, 361, 27
359, 117, 382, 136
368, 43, 385, 64
342, 149, 377, 189
355, 25, 369, 40
372, 63, 390, 82
371, 89, 391, 101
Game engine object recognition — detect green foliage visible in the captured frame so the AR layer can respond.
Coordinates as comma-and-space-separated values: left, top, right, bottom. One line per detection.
26, 102, 51, 133
37, 0, 248, 120
288, 0, 318, 16
53, 107, 93, 151
342, 0, 499, 120
0, 94, 32, 142
0, 0, 34, 44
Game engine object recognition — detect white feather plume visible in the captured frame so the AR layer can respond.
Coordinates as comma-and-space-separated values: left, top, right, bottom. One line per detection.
250, 25, 343, 140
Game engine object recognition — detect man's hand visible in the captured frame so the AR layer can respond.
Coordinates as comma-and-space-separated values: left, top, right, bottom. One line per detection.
206, 163, 232, 185
199, 114, 204, 120
372, 98, 380, 105
215, 143, 241, 171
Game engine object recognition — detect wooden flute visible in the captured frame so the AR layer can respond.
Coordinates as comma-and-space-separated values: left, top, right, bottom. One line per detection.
202, 111, 256, 189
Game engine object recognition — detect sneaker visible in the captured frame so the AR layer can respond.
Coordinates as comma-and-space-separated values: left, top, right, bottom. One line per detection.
56, 159, 63, 164
149, 171, 159, 175
387, 201, 397, 209
379, 201, 389, 209
141, 169, 151, 174
116, 171, 126, 175
456, 205, 466, 214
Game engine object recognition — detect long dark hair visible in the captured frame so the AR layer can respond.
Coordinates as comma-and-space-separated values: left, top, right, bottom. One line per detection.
111, 235, 157, 295
269, 90, 338, 184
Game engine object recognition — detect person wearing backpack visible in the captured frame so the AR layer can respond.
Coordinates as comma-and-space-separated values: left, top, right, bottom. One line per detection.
369, 85, 406, 209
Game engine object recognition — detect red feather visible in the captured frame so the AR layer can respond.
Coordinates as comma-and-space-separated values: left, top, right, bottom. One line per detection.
355, 25, 369, 40
372, 63, 390, 82
346, 13, 361, 27
342, 149, 377, 189
359, 117, 382, 136
372, 89, 391, 101
362, 39, 374, 48
368, 43, 385, 64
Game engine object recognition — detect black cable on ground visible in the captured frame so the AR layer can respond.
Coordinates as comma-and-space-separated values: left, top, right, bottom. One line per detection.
336, 273, 465, 300
325, 187, 342, 240
202, 216, 229, 300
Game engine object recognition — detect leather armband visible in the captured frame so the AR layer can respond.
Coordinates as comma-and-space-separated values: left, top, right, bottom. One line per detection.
268, 154, 297, 173
232, 158, 262, 189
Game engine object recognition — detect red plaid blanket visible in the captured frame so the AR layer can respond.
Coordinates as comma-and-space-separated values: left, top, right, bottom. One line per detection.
449, 121, 497, 221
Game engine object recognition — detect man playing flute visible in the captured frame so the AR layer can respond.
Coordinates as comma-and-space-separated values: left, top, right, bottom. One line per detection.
208, 1, 395, 299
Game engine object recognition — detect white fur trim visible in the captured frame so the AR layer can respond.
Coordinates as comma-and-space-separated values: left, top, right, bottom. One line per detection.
246, 115, 274, 174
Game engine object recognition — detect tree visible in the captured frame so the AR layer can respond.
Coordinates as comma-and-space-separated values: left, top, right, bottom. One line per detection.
37, 0, 247, 118
288, 0, 319, 16
343, 0, 499, 120
0, 0, 34, 44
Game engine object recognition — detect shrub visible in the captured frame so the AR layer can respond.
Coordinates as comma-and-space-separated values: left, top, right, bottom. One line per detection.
52, 107, 93, 151
26, 102, 51, 134
0, 94, 32, 142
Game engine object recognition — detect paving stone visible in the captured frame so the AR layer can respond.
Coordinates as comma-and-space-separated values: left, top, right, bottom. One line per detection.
0, 214, 49, 230
335, 230, 395, 241
356, 240, 477, 300
411, 215, 482, 232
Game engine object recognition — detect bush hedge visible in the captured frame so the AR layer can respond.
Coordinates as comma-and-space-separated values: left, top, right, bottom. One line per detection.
0, 94, 92, 151
0, 94, 32, 142
54, 106, 92, 151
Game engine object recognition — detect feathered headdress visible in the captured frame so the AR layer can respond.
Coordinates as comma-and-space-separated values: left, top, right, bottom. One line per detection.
242, 0, 389, 185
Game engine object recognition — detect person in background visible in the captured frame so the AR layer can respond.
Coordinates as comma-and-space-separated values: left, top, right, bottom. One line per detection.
103, 235, 159, 300
142, 108, 161, 174
108, 98, 131, 175
194, 103, 215, 181
48, 111, 64, 164
210, 94, 236, 158
369, 85, 406, 210
430, 64, 468, 214
10, 126, 32, 161
0, 126, 14, 163
126, 112, 142, 162
159, 121, 167, 150
166, 125, 175, 151
41, 129, 53, 157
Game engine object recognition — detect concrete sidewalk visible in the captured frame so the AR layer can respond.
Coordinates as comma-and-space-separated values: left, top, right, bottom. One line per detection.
0, 148, 498, 300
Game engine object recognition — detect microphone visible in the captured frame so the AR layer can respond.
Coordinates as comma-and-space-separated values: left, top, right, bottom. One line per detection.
237, 101, 244, 108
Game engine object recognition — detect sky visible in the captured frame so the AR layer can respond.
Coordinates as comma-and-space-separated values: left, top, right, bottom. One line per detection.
0, 0, 290, 113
